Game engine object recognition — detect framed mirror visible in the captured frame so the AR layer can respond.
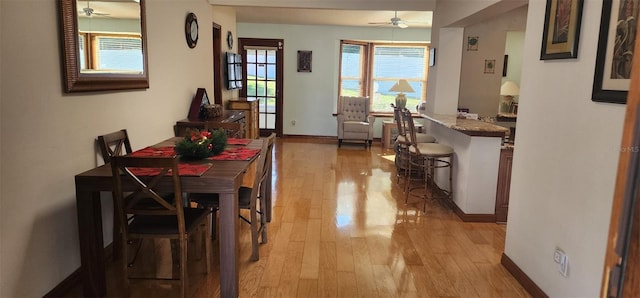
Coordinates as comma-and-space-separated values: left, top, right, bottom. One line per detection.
59, 0, 149, 92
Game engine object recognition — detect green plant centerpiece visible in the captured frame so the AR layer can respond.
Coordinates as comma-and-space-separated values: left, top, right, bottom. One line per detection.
174, 128, 227, 160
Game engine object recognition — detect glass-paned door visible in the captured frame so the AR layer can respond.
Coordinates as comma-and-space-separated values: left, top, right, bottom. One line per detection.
246, 49, 276, 130
240, 38, 283, 136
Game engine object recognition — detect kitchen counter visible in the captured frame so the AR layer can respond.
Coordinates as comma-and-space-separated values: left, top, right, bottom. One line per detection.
421, 113, 509, 137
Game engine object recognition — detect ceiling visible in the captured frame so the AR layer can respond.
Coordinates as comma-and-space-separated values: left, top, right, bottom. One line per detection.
234, 7, 433, 29
77, 0, 433, 28
77, 0, 140, 19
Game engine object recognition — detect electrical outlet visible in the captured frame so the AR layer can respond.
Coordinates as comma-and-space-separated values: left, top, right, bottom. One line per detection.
291, 120, 296, 126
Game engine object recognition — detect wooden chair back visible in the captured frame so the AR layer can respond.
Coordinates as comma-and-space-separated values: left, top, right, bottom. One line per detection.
97, 129, 132, 164
110, 156, 185, 237
257, 133, 276, 199
392, 104, 407, 140
402, 108, 419, 148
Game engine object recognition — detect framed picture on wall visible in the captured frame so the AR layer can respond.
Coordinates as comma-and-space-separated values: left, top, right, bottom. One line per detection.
484, 60, 495, 74
540, 0, 584, 60
297, 50, 312, 72
592, 0, 639, 104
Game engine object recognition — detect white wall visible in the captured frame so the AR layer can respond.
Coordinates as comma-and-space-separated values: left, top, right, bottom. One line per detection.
237, 23, 430, 137
0, 0, 236, 296
503, 31, 525, 85
504, 0, 625, 296
457, 6, 527, 117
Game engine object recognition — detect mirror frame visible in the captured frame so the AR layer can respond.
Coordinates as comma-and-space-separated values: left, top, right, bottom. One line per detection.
59, 0, 149, 93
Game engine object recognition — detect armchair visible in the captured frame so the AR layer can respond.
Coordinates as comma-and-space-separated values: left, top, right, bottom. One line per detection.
337, 96, 375, 147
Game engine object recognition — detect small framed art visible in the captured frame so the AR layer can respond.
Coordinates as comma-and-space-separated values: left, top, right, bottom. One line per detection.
297, 50, 312, 72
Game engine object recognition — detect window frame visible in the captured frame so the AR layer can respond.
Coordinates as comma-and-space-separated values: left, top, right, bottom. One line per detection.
79, 32, 143, 71
339, 40, 430, 114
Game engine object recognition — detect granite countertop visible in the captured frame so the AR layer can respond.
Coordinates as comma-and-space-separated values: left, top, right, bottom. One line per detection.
420, 113, 509, 137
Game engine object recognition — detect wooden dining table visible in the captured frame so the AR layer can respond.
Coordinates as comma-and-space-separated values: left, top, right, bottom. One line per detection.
74, 137, 263, 297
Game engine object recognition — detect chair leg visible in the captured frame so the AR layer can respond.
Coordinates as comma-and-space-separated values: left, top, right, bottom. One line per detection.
250, 207, 260, 261
210, 209, 217, 240
338, 139, 342, 147
204, 214, 212, 274
112, 208, 122, 260
180, 236, 188, 298
404, 155, 412, 204
260, 198, 268, 244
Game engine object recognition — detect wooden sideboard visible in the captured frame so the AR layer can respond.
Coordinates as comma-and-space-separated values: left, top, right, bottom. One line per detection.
228, 98, 259, 139
175, 110, 246, 138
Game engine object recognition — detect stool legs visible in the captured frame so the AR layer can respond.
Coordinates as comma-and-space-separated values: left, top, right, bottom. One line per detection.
404, 153, 454, 212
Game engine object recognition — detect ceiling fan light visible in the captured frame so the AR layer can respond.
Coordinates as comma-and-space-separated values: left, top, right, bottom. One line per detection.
397, 23, 408, 29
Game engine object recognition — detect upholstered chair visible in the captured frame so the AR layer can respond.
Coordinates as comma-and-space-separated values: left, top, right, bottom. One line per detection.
337, 96, 375, 147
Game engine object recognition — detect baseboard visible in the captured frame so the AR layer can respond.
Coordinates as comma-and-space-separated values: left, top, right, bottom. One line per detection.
282, 134, 382, 145
501, 253, 548, 298
44, 243, 114, 297
452, 203, 496, 222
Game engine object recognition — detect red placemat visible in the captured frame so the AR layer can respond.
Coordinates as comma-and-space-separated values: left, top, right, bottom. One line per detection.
128, 163, 212, 177
227, 138, 252, 146
130, 146, 176, 157
209, 147, 260, 161
127, 147, 212, 176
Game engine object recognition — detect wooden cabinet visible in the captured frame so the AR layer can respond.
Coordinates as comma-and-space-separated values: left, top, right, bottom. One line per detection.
175, 110, 246, 138
228, 98, 259, 139
495, 147, 514, 223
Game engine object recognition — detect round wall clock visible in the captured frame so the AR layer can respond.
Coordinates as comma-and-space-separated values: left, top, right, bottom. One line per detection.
227, 31, 233, 49
185, 13, 198, 48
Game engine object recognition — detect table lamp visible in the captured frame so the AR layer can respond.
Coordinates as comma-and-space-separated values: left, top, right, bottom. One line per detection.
500, 81, 520, 114
389, 79, 414, 110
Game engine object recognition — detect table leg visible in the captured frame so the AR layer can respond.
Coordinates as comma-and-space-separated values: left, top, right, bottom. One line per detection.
218, 191, 239, 297
76, 189, 106, 297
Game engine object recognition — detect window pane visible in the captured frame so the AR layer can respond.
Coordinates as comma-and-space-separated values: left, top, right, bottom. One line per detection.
79, 34, 86, 70
371, 46, 427, 112
340, 44, 364, 96
95, 36, 143, 72
341, 79, 361, 96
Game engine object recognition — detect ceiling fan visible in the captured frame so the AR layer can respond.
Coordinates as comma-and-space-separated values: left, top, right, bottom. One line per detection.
369, 11, 409, 29
79, 1, 111, 17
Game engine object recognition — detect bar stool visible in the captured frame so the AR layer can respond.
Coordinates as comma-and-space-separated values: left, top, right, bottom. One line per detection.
392, 104, 436, 185
402, 108, 454, 211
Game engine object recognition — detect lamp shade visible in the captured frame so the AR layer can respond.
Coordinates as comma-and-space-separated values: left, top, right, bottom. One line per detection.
500, 81, 520, 96
389, 79, 415, 93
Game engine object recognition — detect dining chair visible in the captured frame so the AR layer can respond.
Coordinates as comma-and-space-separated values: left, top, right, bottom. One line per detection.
96, 129, 133, 259
110, 155, 212, 298
191, 133, 276, 261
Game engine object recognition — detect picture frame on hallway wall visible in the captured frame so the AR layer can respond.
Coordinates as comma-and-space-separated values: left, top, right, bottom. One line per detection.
297, 50, 312, 72
540, 0, 584, 60
592, 0, 639, 104
484, 60, 495, 74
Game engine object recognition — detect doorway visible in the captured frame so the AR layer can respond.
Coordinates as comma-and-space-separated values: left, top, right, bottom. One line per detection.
212, 23, 222, 105
238, 38, 284, 137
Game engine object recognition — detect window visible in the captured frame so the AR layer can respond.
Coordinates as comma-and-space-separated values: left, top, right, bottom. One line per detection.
339, 41, 429, 113
79, 32, 143, 73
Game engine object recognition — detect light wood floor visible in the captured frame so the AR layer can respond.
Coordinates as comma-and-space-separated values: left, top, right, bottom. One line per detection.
66, 137, 529, 297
